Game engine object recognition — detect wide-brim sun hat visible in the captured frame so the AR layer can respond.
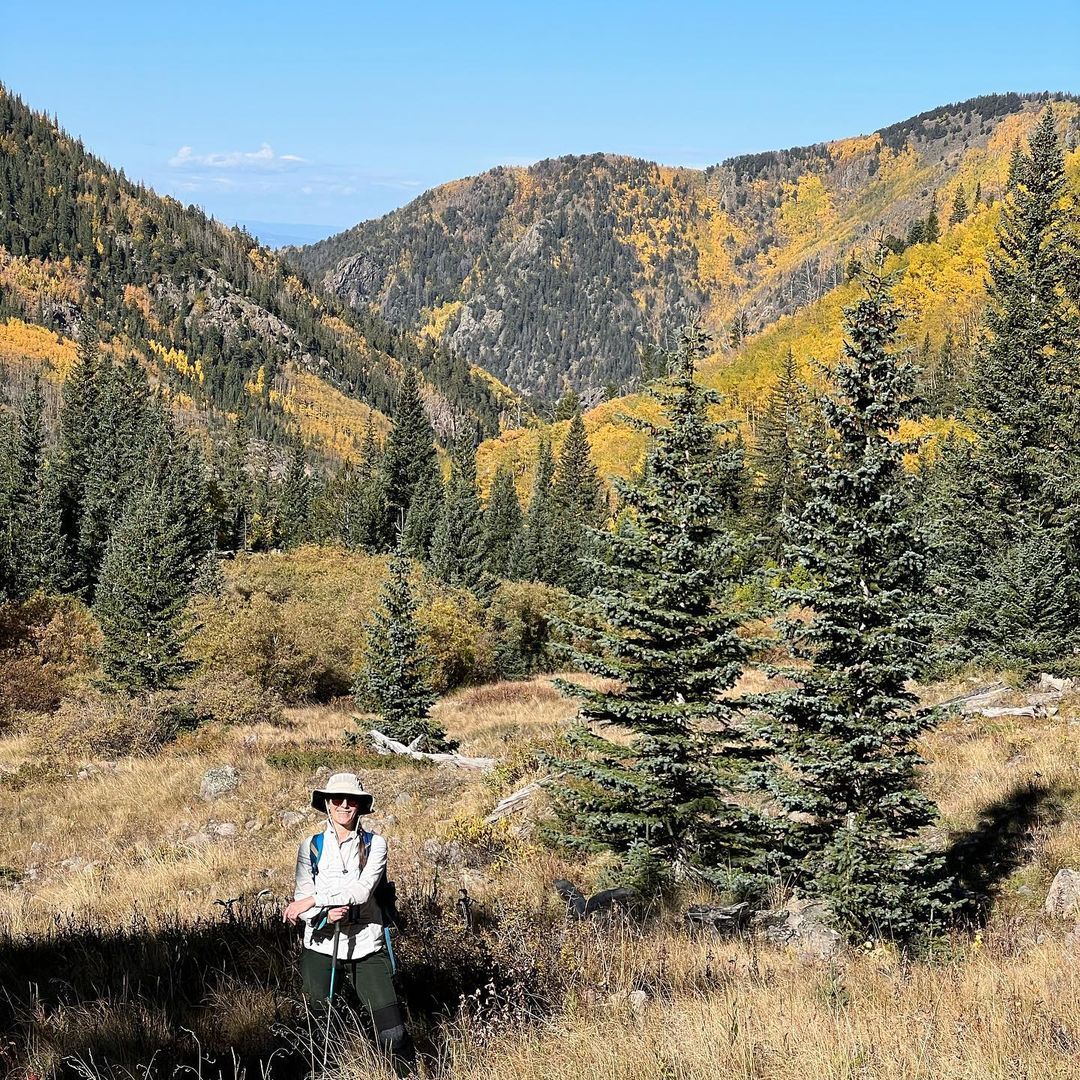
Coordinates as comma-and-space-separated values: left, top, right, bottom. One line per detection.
311, 772, 374, 815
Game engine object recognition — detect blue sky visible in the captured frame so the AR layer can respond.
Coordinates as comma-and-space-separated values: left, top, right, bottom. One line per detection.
4, 1, 1079, 242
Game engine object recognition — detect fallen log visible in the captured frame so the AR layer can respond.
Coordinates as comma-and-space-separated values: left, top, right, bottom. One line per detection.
975, 705, 1041, 720
485, 772, 566, 823
367, 729, 497, 770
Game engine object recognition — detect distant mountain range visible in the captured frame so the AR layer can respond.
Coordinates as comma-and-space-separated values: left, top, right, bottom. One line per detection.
234, 221, 345, 250
293, 92, 1077, 401
2, 86, 1078, 470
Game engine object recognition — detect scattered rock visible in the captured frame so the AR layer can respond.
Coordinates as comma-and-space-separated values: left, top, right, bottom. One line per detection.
608, 989, 650, 1016
1044, 869, 1080, 918
184, 831, 212, 847
278, 810, 306, 828
199, 765, 240, 801
383, 814, 398, 828
243, 734, 259, 747
59, 857, 91, 874
245, 819, 262, 832
30, 841, 44, 856
421, 838, 465, 867
753, 898, 842, 961
208, 822, 238, 839
1039, 674, 1074, 693
394, 793, 413, 807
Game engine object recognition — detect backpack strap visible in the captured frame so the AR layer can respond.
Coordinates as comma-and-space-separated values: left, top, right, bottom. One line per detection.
309, 832, 324, 879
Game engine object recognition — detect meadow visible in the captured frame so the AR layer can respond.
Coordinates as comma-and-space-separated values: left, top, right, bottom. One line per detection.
2, 674, 1078, 1079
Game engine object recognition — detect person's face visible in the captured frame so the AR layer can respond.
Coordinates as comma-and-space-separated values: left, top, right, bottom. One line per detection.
328, 794, 361, 830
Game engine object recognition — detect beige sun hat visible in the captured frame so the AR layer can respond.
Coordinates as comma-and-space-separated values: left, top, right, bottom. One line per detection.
311, 772, 374, 815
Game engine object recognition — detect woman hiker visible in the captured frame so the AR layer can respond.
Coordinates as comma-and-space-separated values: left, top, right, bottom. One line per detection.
283, 772, 412, 1070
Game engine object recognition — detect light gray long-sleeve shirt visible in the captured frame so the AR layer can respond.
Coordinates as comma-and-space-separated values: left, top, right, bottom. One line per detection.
293, 823, 388, 960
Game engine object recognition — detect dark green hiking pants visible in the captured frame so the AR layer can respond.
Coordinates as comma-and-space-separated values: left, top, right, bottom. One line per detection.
300, 947, 408, 1057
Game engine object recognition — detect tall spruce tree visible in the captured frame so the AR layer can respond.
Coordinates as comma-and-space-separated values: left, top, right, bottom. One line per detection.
56, 320, 101, 579
400, 467, 444, 559
75, 356, 153, 596
549, 412, 606, 594
511, 439, 557, 582
353, 542, 450, 749
94, 482, 195, 692
430, 436, 486, 591
750, 347, 809, 563
278, 441, 313, 549
548, 324, 765, 894
760, 272, 951, 938
382, 367, 438, 522
482, 464, 523, 580
928, 107, 1080, 669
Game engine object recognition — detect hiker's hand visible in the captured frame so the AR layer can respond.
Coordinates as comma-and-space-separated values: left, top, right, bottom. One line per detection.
283, 897, 314, 924
327, 905, 349, 924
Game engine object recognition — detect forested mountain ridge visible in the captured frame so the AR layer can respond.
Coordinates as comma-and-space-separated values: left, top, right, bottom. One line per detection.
0, 86, 512, 461
294, 92, 1078, 400
475, 99, 1080, 496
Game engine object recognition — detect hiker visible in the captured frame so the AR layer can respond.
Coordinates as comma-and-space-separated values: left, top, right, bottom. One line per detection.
283, 772, 410, 1067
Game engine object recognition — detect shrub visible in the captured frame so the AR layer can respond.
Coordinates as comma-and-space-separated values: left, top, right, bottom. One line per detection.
35, 690, 200, 758
182, 670, 285, 727
0, 595, 101, 723
485, 581, 569, 680
265, 744, 418, 772
415, 584, 495, 692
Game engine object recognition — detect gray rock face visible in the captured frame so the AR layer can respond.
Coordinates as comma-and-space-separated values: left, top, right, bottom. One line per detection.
1044, 869, 1080, 918
753, 898, 843, 960
199, 765, 240, 801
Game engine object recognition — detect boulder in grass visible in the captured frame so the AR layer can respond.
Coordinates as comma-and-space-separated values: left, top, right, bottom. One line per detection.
1044, 869, 1080, 918
199, 765, 240, 801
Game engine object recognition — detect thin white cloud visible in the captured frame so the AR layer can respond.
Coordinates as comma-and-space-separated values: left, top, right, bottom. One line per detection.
168, 143, 307, 169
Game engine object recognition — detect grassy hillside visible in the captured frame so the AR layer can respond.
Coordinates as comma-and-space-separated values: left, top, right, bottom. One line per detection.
296, 94, 1078, 401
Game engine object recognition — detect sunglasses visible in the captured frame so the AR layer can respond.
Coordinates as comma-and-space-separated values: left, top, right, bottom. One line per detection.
328, 795, 362, 806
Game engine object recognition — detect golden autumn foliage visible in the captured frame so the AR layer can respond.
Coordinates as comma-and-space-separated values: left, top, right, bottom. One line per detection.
479, 104, 1080, 489
272, 364, 391, 462
0, 317, 77, 381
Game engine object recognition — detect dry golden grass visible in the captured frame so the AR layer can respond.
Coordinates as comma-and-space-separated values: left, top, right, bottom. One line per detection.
2, 673, 1079, 1078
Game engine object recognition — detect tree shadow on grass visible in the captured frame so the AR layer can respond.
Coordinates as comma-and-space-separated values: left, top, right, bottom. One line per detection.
0, 889, 554, 1079
941, 778, 1074, 926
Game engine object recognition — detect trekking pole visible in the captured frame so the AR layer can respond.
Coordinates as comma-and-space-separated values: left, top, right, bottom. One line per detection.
322, 920, 342, 1074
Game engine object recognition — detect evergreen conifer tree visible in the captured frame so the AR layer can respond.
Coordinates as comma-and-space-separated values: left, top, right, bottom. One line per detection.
278, 441, 313, 549
94, 482, 195, 692
548, 324, 766, 894
549, 412, 606, 594
214, 416, 252, 552
511, 439, 557, 582
750, 348, 809, 563
430, 437, 485, 591
923, 196, 940, 243
353, 542, 450, 749
949, 185, 969, 225
382, 367, 438, 521
482, 464, 523, 580
760, 272, 952, 938
56, 320, 101, 577
400, 467, 444, 559
928, 107, 1080, 669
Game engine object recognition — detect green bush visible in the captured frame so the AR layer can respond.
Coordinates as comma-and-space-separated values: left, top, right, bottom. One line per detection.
265, 744, 421, 772
486, 581, 569, 680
